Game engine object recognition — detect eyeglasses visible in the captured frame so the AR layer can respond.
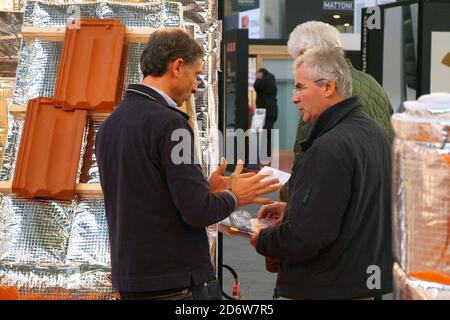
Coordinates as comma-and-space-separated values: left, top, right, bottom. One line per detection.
292, 78, 326, 96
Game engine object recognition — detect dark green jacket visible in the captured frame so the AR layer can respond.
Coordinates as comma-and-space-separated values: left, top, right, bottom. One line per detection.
280, 62, 394, 201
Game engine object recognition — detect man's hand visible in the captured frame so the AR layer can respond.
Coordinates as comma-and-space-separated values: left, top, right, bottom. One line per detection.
257, 202, 287, 226
209, 158, 229, 193
230, 160, 282, 206
250, 232, 259, 248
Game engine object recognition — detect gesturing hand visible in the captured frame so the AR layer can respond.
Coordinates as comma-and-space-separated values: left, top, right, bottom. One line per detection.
230, 160, 282, 207
209, 157, 230, 193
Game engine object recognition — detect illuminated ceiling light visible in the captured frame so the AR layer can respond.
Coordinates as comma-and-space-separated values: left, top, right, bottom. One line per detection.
333, 14, 341, 19
344, 23, 350, 27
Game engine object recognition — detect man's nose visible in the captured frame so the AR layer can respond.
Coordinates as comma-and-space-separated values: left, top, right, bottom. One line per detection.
192, 83, 198, 94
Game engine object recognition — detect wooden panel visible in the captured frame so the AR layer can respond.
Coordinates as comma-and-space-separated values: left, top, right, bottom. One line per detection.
249, 45, 289, 56
22, 26, 173, 43
0, 181, 103, 197
9, 104, 111, 118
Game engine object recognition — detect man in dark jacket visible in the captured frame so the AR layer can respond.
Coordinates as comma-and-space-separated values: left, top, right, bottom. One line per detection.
280, 21, 394, 202
251, 47, 392, 299
253, 68, 278, 157
95, 29, 280, 300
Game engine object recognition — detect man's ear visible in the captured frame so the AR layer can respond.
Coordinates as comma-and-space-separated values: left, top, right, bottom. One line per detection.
324, 80, 337, 97
170, 58, 184, 77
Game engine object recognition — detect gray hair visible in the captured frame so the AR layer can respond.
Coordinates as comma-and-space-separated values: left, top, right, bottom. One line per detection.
293, 47, 352, 99
287, 21, 342, 58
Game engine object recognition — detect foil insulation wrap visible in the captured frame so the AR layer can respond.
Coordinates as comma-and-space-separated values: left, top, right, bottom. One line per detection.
13, 40, 63, 106
0, 80, 14, 164
0, 196, 115, 299
78, 116, 103, 184
14, 0, 220, 178
190, 19, 221, 178
0, 113, 24, 182
392, 93, 450, 299
1, 1, 221, 294
23, 1, 182, 28
13, 1, 183, 105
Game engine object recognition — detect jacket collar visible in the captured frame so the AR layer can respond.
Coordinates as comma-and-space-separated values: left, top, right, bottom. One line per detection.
300, 96, 360, 152
125, 84, 190, 120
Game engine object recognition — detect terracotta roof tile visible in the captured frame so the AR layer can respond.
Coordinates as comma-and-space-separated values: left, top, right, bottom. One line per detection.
54, 19, 126, 112
12, 97, 87, 200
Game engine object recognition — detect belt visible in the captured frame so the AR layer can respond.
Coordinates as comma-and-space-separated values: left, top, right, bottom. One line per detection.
120, 288, 192, 300
140, 289, 192, 300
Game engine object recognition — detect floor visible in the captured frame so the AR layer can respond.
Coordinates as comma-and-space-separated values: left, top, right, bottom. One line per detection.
220, 151, 290, 300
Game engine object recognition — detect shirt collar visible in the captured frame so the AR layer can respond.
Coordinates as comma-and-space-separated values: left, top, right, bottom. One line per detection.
125, 84, 189, 120
300, 96, 361, 152
141, 83, 177, 109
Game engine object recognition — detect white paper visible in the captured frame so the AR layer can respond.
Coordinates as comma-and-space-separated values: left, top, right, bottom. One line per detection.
250, 108, 266, 131
258, 165, 291, 185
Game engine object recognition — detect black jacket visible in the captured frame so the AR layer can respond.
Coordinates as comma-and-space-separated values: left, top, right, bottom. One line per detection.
253, 72, 278, 120
95, 84, 236, 292
256, 97, 392, 299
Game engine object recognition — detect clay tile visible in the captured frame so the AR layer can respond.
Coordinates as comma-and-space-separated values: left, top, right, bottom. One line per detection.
12, 97, 87, 200
54, 19, 126, 112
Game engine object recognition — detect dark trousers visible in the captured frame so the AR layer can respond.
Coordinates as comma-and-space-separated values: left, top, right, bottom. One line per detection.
120, 279, 222, 300
263, 117, 276, 158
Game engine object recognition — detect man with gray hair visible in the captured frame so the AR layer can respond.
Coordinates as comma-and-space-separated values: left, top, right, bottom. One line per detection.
280, 21, 393, 202
251, 47, 393, 299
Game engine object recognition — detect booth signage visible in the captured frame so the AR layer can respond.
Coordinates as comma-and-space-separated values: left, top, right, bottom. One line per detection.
323, 1, 354, 11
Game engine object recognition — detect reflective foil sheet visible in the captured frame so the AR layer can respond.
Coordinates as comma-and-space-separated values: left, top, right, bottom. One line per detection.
78, 116, 104, 184
0, 113, 24, 181
392, 93, 450, 299
66, 199, 110, 267
23, 1, 182, 28
0, 196, 115, 299
0, 265, 115, 299
13, 1, 183, 105
124, 43, 145, 88
2, 0, 221, 295
13, 40, 62, 105
0, 80, 14, 164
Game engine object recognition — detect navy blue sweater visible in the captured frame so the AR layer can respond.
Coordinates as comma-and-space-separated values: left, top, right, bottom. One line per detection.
95, 84, 235, 292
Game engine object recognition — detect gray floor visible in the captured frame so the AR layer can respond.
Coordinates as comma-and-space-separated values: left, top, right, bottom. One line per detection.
222, 232, 278, 300
221, 193, 278, 300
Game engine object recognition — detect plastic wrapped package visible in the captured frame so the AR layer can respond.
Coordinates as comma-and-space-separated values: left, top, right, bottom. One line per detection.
394, 263, 450, 300
392, 93, 450, 299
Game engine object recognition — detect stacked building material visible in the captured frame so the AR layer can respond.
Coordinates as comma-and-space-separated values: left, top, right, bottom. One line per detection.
392, 92, 450, 299
0, 0, 221, 299
0, 79, 14, 164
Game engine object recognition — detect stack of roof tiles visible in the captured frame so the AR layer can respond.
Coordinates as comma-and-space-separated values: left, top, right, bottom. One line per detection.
12, 19, 127, 200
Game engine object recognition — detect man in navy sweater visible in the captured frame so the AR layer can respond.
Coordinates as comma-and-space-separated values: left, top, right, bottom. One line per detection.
95, 29, 280, 300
